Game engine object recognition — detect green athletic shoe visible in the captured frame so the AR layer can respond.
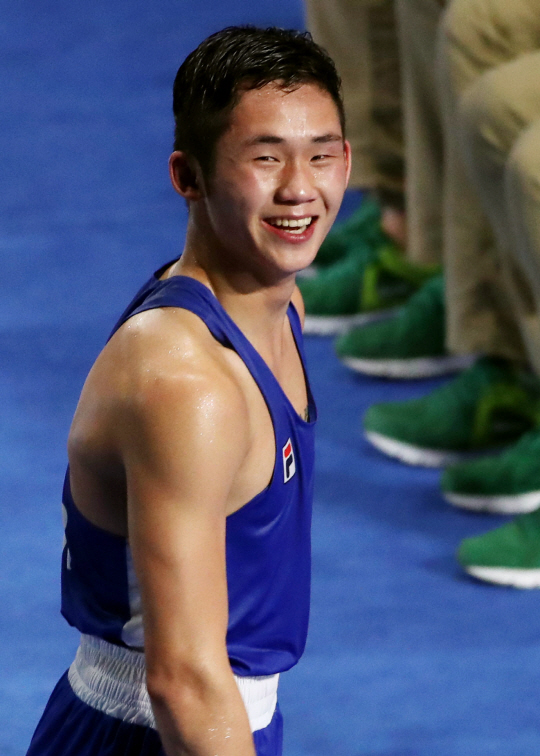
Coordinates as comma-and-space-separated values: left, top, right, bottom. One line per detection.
458, 508, 540, 588
314, 195, 384, 268
363, 357, 539, 467
300, 241, 441, 336
335, 274, 473, 378
442, 428, 540, 514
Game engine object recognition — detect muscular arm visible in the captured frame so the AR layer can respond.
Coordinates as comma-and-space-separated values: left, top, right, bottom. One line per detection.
118, 327, 257, 756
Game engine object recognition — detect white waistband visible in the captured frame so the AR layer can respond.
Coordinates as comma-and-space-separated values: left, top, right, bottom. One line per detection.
68, 635, 278, 733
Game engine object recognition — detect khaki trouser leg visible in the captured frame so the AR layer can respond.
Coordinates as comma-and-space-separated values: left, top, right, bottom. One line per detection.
459, 49, 540, 373
437, 0, 540, 361
305, 0, 403, 199
395, 0, 446, 265
506, 119, 540, 375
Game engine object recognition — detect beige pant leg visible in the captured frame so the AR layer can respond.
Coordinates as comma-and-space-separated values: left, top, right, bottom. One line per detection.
459, 51, 540, 373
438, 0, 540, 360
305, 0, 403, 198
395, 0, 445, 265
506, 120, 540, 375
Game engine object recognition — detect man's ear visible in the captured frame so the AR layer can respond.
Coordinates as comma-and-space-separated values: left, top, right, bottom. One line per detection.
169, 151, 204, 200
343, 139, 352, 188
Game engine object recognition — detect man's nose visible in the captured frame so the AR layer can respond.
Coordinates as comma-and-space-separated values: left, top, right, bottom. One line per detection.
275, 160, 316, 205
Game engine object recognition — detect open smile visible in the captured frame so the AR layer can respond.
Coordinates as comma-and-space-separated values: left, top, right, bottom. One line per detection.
262, 216, 318, 242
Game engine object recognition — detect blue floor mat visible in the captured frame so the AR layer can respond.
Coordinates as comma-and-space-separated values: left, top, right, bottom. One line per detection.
2, 2, 540, 755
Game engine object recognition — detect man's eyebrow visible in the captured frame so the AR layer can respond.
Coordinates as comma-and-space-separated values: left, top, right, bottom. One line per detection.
245, 135, 284, 145
244, 133, 343, 146
312, 133, 343, 144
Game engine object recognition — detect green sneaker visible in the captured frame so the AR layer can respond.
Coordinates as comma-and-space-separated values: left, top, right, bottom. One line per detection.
442, 428, 540, 514
300, 241, 441, 336
458, 508, 540, 588
335, 274, 474, 378
363, 357, 539, 467
314, 195, 384, 268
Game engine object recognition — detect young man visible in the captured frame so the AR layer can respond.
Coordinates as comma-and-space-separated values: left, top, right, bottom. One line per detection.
26, 26, 350, 756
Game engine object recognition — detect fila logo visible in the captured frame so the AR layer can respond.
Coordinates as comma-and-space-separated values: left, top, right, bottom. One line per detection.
282, 438, 296, 483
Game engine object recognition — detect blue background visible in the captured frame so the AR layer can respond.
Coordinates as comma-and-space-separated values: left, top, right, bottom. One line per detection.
2, 1, 539, 754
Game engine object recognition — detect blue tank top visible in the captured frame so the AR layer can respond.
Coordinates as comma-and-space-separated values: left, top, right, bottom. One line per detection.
61, 263, 317, 677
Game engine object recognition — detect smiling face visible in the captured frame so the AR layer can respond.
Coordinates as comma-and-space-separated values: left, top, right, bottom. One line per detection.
191, 82, 351, 280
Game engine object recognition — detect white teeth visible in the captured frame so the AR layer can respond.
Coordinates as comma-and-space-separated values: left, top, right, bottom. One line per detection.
270, 217, 313, 229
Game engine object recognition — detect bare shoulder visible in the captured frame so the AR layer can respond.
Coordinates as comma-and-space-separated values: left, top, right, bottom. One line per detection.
123, 307, 246, 421
72, 306, 250, 463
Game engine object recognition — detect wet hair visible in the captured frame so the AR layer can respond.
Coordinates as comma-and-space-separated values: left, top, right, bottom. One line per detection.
172, 25, 345, 176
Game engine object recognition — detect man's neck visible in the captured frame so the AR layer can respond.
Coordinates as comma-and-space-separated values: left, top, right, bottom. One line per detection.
168, 245, 297, 363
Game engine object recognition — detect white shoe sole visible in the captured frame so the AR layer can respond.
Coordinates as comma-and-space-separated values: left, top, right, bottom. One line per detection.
464, 565, 540, 589
341, 353, 475, 379
364, 430, 477, 468
303, 308, 398, 337
445, 490, 540, 515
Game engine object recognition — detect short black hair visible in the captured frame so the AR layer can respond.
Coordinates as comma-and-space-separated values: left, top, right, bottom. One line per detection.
172, 25, 345, 176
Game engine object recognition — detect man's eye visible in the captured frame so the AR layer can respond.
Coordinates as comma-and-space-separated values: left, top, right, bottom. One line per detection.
255, 155, 278, 162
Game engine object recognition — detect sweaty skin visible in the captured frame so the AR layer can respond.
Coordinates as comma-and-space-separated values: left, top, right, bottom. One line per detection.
67, 82, 350, 756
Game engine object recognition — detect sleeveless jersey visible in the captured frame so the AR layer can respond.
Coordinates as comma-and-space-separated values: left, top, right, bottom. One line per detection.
60, 263, 317, 677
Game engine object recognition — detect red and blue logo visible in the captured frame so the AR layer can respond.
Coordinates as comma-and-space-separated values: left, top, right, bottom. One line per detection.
282, 438, 296, 483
